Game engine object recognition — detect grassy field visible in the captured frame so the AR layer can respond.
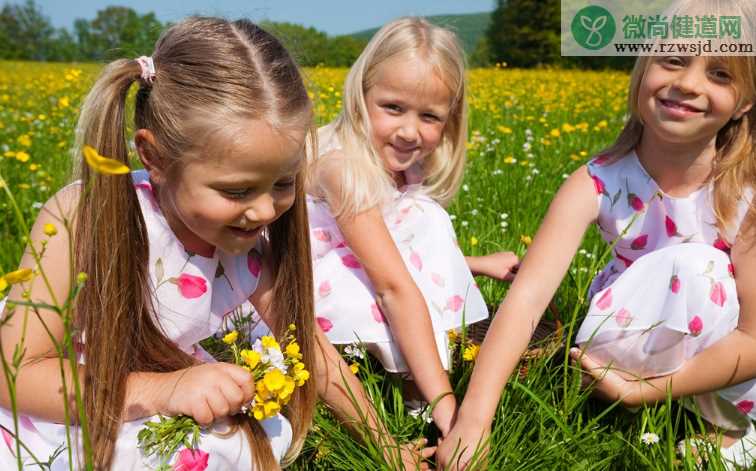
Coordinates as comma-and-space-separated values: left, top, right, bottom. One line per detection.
0, 61, 735, 470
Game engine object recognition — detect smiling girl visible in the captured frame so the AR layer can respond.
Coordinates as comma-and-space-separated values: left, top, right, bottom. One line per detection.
439, 0, 756, 467
306, 17, 519, 438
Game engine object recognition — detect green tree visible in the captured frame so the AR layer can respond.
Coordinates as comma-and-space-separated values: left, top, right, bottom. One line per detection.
262, 21, 330, 66
487, 0, 561, 67
325, 35, 366, 67
77, 6, 162, 60
0, 0, 55, 60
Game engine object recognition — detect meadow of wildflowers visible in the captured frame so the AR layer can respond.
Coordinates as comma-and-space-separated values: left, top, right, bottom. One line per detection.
0, 62, 727, 469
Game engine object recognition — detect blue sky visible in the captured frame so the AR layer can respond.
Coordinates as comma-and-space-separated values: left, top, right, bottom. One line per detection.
35, 0, 494, 36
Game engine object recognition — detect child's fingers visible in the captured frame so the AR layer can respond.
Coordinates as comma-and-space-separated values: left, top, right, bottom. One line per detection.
218, 362, 255, 388
420, 446, 437, 458
205, 386, 232, 419
191, 399, 215, 427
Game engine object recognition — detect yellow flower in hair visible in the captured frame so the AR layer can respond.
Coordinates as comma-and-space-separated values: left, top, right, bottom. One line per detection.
263, 369, 286, 393
222, 330, 238, 345
240, 349, 260, 369
3, 268, 33, 284
82, 145, 130, 175
0, 277, 7, 292
256, 382, 272, 401
349, 362, 359, 374
288, 323, 296, 332
253, 405, 265, 421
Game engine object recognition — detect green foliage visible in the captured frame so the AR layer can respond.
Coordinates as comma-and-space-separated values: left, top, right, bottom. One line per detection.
487, 0, 561, 67
350, 12, 492, 56
262, 21, 367, 67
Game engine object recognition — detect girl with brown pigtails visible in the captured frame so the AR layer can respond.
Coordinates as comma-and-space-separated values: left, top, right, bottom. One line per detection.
0, 17, 430, 470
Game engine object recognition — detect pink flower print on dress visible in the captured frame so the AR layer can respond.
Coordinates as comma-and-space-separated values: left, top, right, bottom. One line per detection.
737, 400, 754, 415
341, 254, 361, 269
593, 154, 610, 166
431, 273, 445, 287
446, 295, 464, 312
174, 274, 207, 299
174, 448, 210, 471
627, 193, 644, 212
688, 316, 703, 336
592, 175, 608, 196
371, 303, 386, 323
595, 288, 612, 310
665, 216, 680, 238
316, 316, 333, 332
615, 308, 632, 327
669, 274, 681, 294
614, 250, 634, 268
630, 234, 648, 250
20, 415, 36, 432
710, 281, 727, 307
1, 427, 13, 455
335, 241, 346, 249
135, 181, 160, 210
318, 281, 332, 298
713, 235, 731, 255
728, 263, 736, 277
394, 206, 412, 225
409, 250, 423, 271
313, 229, 332, 242
247, 248, 262, 277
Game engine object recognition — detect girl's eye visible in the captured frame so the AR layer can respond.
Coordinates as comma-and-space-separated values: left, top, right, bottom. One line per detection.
422, 113, 441, 122
661, 56, 684, 68
383, 104, 402, 113
221, 188, 251, 199
709, 69, 733, 84
274, 179, 296, 191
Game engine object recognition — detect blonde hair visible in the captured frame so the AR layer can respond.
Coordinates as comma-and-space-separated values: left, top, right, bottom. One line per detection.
601, 0, 756, 241
73, 17, 316, 469
311, 17, 468, 218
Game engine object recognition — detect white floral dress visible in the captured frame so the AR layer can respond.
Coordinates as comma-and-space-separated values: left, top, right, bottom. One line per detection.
0, 170, 291, 470
307, 140, 488, 373
576, 152, 756, 430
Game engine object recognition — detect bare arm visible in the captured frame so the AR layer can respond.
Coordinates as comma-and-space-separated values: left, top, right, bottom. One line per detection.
437, 166, 598, 468
1, 187, 253, 426
315, 153, 456, 433
577, 221, 756, 406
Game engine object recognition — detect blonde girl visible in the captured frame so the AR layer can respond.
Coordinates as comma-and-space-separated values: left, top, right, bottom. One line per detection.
307, 17, 518, 436
439, 1, 756, 468
0, 17, 427, 470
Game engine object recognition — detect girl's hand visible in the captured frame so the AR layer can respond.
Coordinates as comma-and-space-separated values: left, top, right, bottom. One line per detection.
466, 252, 519, 282
435, 422, 489, 470
153, 363, 255, 426
385, 438, 436, 470
570, 348, 644, 407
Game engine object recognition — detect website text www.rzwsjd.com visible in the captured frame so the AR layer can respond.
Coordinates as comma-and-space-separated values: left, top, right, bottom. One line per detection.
613, 40, 754, 55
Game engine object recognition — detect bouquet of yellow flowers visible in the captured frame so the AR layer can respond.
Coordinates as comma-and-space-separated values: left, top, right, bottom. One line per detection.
137, 324, 309, 468
225, 324, 310, 420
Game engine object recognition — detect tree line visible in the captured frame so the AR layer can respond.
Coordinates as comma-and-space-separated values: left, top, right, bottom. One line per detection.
1, 0, 630, 69
0, 0, 367, 66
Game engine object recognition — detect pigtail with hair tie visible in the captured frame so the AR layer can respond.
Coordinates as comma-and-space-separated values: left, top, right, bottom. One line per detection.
135, 56, 156, 84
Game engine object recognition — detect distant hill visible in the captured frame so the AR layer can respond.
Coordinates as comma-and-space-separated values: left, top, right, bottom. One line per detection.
347, 12, 492, 54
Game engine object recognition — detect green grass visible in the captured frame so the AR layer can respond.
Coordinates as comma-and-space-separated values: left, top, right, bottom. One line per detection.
0, 62, 748, 469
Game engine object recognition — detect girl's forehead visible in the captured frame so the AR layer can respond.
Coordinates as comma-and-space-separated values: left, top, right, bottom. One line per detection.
370, 56, 453, 101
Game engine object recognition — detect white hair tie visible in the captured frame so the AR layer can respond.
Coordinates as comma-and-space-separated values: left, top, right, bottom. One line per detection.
135, 56, 156, 84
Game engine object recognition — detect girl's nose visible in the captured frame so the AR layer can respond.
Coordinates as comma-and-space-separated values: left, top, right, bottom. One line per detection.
396, 118, 419, 142
245, 193, 276, 224
673, 63, 705, 96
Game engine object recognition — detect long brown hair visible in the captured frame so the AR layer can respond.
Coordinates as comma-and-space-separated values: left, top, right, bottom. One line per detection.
73, 17, 316, 469
602, 0, 756, 242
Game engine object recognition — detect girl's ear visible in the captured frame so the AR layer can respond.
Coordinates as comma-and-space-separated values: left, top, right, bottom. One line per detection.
134, 129, 166, 184
734, 101, 753, 120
